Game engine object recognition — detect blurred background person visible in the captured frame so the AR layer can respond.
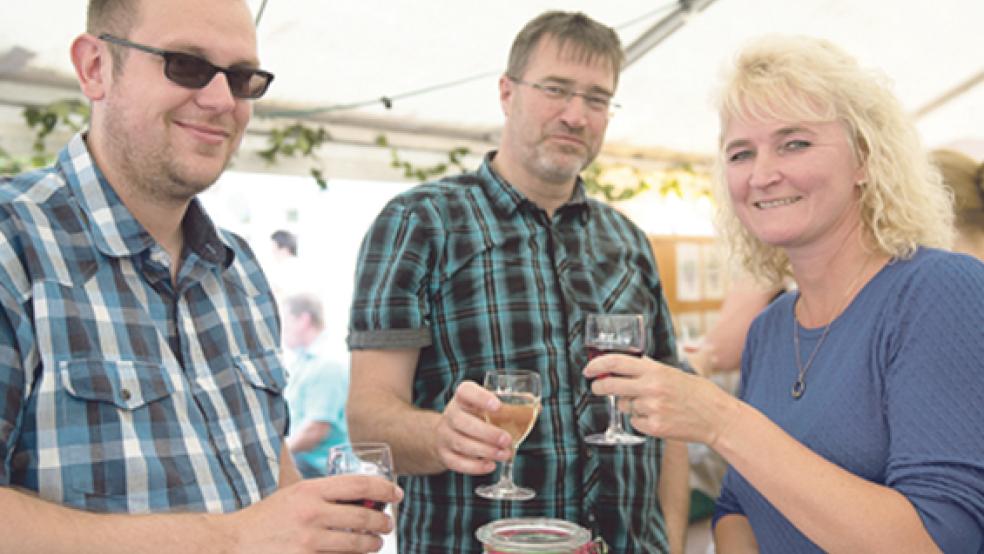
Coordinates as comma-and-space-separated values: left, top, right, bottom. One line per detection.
266, 228, 307, 303
585, 34, 984, 552
283, 292, 350, 478
681, 274, 787, 528
932, 148, 984, 261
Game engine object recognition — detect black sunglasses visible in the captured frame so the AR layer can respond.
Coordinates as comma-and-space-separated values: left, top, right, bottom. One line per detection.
98, 33, 274, 99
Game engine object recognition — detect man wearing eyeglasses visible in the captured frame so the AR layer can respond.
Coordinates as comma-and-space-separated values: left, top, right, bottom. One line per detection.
348, 10, 689, 553
0, 1, 400, 552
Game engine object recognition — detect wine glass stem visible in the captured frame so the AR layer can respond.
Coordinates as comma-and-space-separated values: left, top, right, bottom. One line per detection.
499, 455, 517, 489
606, 395, 626, 435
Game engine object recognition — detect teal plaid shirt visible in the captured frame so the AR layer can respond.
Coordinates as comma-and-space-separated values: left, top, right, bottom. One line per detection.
0, 133, 287, 513
349, 152, 677, 553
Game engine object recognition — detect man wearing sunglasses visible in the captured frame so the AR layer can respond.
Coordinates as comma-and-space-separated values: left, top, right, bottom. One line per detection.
0, 1, 400, 552
348, 10, 689, 554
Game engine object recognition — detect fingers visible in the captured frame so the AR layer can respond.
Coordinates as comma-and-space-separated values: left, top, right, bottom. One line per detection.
583, 352, 650, 380
434, 382, 513, 474
316, 475, 403, 507
452, 381, 500, 414
312, 527, 387, 553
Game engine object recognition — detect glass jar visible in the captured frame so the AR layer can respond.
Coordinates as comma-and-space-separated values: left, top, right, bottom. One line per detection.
476, 518, 603, 554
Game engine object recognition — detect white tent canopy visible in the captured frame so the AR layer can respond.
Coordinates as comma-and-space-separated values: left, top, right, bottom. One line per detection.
1, 0, 982, 178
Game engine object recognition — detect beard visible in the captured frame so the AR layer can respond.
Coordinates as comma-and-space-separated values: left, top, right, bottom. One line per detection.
527, 137, 598, 185
101, 98, 235, 205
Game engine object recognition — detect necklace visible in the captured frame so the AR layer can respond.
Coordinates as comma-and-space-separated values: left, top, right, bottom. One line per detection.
791, 253, 874, 399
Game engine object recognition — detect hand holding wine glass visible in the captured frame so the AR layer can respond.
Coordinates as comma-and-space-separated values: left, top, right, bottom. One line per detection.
326, 442, 396, 511
584, 313, 647, 446
475, 369, 542, 501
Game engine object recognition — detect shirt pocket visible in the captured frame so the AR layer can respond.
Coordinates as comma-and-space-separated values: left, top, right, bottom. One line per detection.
232, 350, 287, 395
57, 359, 196, 499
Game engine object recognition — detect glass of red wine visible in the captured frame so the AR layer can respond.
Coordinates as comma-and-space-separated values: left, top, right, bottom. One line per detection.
326, 442, 395, 511
584, 313, 647, 446
475, 369, 542, 501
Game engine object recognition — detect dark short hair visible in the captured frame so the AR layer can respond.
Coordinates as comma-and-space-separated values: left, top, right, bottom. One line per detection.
87, 0, 140, 71
506, 11, 624, 89
271, 229, 298, 256
285, 293, 323, 329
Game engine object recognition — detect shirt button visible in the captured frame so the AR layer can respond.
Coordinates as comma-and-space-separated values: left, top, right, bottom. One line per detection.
120, 388, 132, 401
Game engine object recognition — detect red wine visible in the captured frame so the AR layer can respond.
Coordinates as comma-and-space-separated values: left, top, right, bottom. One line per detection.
339, 498, 387, 511
585, 345, 643, 383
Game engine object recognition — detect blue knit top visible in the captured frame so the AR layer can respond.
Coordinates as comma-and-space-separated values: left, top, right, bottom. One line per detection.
714, 248, 984, 552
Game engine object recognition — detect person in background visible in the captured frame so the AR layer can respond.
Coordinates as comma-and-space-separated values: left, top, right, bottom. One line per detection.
347, 10, 689, 553
681, 274, 786, 524
283, 292, 350, 478
932, 148, 984, 261
0, 1, 399, 552
585, 35, 984, 552
271, 228, 299, 259
684, 275, 786, 377
267, 228, 307, 303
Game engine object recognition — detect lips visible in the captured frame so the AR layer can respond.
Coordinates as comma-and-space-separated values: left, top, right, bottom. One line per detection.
174, 120, 232, 144
547, 133, 587, 148
754, 196, 802, 209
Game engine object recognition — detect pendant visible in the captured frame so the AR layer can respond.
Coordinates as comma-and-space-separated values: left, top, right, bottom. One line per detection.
791, 379, 806, 399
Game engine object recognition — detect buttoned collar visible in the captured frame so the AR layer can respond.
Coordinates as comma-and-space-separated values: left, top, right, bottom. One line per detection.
478, 151, 591, 224
60, 132, 233, 268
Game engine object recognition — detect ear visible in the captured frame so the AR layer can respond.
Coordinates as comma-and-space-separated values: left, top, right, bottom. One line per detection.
499, 74, 513, 116
71, 33, 110, 101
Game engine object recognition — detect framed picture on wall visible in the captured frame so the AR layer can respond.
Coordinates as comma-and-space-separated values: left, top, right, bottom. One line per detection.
676, 242, 702, 302
701, 243, 725, 300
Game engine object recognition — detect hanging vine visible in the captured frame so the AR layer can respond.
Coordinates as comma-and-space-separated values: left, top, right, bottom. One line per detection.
375, 134, 470, 182
256, 122, 331, 189
0, 99, 90, 175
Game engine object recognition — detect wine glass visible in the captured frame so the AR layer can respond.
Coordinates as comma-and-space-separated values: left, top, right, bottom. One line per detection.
475, 369, 542, 501
326, 442, 395, 511
584, 313, 647, 446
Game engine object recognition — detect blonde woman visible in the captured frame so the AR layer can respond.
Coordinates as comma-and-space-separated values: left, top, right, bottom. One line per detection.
585, 35, 984, 552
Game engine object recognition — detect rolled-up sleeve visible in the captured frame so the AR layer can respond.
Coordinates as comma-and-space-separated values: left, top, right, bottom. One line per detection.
712, 467, 746, 527
348, 199, 440, 350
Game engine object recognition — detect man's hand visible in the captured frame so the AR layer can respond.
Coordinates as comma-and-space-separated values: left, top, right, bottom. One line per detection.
225, 474, 403, 553
433, 381, 513, 475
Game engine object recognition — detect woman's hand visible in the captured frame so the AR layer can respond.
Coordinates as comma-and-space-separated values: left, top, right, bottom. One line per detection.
584, 354, 740, 448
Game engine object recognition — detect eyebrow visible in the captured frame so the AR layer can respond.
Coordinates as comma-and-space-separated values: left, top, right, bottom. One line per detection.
723, 125, 816, 152
166, 42, 261, 69
539, 76, 614, 97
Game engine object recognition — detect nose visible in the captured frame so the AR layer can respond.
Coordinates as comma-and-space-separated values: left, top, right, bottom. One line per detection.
748, 151, 781, 188
557, 94, 589, 129
195, 72, 237, 112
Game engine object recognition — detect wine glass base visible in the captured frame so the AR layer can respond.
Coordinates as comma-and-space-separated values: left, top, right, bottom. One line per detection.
475, 483, 536, 501
585, 430, 646, 446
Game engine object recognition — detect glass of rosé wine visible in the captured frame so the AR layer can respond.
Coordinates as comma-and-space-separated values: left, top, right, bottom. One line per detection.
475, 369, 542, 501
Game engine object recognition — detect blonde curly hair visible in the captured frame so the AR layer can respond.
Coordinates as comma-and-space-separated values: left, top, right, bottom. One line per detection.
711, 35, 954, 283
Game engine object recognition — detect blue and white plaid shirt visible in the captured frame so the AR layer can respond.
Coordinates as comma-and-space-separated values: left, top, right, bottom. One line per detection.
0, 133, 288, 514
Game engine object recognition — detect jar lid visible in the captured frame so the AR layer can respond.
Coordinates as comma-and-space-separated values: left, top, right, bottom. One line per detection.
476, 518, 593, 553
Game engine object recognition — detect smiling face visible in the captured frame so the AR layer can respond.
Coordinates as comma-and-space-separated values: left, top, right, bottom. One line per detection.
92, 0, 258, 202
722, 117, 866, 254
498, 35, 614, 188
